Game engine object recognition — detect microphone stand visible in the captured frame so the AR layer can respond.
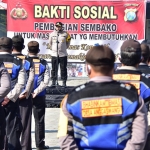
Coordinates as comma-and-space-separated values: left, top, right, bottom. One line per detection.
56, 32, 59, 86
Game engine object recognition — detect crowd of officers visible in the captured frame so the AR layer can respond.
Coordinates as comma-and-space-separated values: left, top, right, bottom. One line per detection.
58, 39, 150, 150
1, 34, 150, 150
0, 36, 50, 150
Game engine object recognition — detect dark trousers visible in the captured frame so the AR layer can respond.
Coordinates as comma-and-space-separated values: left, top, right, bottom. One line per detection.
51, 56, 67, 80
19, 95, 32, 150
32, 95, 45, 148
0, 105, 6, 150
4, 100, 22, 150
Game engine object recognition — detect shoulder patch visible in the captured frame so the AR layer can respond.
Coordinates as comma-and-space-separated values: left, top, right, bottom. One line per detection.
75, 84, 86, 92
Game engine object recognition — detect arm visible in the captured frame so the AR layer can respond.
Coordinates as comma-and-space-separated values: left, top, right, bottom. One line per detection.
20, 66, 35, 99
6, 68, 26, 102
33, 64, 50, 97
66, 32, 71, 49
58, 96, 79, 150
0, 64, 11, 100
124, 96, 148, 150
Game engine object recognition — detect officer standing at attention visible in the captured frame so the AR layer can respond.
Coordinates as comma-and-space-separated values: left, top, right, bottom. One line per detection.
49, 22, 71, 86
12, 35, 35, 150
27, 41, 50, 150
58, 45, 148, 150
0, 37, 26, 150
0, 62, 11, 150
114, 39, 150, 111
137, 43, 150, 76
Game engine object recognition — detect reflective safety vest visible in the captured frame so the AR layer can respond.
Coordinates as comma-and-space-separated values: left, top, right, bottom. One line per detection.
0, 54, 22, 89
114, 69, 150, 110
14, 54, 33, 92
31, 57, 47, 96
66, 81, 139, 150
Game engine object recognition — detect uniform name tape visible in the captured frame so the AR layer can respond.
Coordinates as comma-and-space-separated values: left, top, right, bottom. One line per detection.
113, 74, 140, 81
82, 98, 122, 117
33, 59, 40, 62
82, 107, 122, 117
17, 56, 25, 59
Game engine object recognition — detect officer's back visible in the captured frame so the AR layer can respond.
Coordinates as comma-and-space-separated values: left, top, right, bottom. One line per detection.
0, 37, 26, 150
58, 45, 148, 150
27, 41, 50, 149
114, 39, 150, 110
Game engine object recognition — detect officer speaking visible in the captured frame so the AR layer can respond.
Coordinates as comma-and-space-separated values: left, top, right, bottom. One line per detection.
49, 22, 71, 87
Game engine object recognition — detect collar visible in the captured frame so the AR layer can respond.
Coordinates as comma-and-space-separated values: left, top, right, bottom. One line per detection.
28, 54, 38, 57
118, 66, 137, 71
12, 52, 21, 54
89, 76, 113, 83
139, 63, 147, 66
0, 52, 10, 54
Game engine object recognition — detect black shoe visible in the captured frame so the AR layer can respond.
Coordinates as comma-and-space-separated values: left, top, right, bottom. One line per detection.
62, 80, 66, 87
51, 80, 56, 86
37, 145, 50, 150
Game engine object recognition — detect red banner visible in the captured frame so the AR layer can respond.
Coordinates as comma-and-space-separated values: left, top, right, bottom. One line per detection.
7, 0, 146, 62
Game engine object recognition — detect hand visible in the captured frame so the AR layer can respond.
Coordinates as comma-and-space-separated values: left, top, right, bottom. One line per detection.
32, 93, 36, 98
2, 97, 10, 106
19, 92, 27, 100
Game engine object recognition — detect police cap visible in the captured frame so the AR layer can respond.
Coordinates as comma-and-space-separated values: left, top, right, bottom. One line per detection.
55, 22, 63, 27
86, 45, 115, 66
0, 37, 13, 50
28, 41, 39, 52
12, 35, 24, 47
121, 39, 141, 52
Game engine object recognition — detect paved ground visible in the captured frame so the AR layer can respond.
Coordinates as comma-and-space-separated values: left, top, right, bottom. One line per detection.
31, 78, 88, 149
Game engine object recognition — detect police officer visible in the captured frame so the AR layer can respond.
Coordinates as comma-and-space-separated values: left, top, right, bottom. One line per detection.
49, 22, 71, 86
141, 40, 150, 67
12, 35, 34, 150
0, 62, 11, 150
114, 39, 150, 110
58, 45, 148, 150
0, 37, 26, 150
27, 41, 50, 150
137, 43, 150, 76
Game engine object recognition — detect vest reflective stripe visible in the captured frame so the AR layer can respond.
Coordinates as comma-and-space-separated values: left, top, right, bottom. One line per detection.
37, 74, 44, 86
119, 118, 133, 129
73, 120, 88, 138
117, 132, 131, 145
74, 132, 89, 146
117, 118, 133, 144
